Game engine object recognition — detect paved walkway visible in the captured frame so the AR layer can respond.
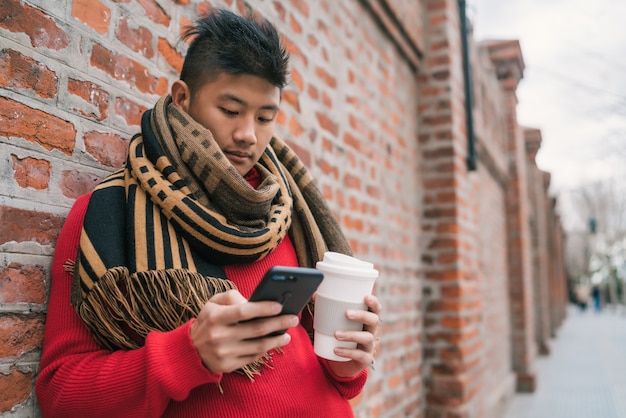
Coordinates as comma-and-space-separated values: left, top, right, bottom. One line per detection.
504, 305, 626, 418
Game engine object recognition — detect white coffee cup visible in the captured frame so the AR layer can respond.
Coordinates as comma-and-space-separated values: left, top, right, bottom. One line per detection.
314, 252, 378, 361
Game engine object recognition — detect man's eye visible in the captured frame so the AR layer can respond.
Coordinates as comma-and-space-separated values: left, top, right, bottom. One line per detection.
220, 107, 238, 116
258, 116, 274, 123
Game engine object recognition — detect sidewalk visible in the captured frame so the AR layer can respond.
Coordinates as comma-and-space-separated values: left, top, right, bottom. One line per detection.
504, 305, 626, 418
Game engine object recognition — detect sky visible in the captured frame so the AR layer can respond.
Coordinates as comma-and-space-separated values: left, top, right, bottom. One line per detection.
469, 0, 626, 195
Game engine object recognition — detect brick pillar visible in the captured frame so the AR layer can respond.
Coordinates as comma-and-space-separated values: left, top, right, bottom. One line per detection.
524, 128, 552, 355
546, 195, 568, 333
485, 40, 537, 393
419, 1, 485, 416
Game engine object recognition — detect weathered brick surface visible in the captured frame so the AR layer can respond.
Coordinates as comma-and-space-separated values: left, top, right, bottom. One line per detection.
0, 314, 45, 358
0, 49, 58, 99
0, 207, 65, 247
0, 0, 70, 50
67, 78, 110, 121
10, 155, 51, 190
0, 366, 34, 414
0, 96, 76, 156
0, 1, 567, 417
71, 0, 111, 35
0, 263, 47, 305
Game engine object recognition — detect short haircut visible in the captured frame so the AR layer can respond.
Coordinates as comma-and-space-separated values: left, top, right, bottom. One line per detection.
180, 8, 290, 92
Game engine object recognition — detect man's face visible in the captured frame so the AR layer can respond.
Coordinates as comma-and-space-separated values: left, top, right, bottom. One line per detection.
171, 73, 281, 176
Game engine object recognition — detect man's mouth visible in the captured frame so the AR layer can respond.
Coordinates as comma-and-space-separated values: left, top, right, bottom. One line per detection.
224, 150, 251, 163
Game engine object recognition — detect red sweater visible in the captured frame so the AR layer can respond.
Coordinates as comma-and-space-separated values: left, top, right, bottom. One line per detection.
36, 192, 367, 417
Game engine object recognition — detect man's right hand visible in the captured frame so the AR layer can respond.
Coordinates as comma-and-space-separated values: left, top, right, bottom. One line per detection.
189, 289, 298, 373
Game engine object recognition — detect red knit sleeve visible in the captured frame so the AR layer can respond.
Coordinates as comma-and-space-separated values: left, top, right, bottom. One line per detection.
300, 303, 368, 399
35, 194, 220, 418
319, 358, 369, 400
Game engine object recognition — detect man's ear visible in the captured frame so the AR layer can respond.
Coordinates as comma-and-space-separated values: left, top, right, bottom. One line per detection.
171, 80, 191, 112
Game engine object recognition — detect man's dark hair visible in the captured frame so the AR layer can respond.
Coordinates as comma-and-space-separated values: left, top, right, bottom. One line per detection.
180, 8, 290, 92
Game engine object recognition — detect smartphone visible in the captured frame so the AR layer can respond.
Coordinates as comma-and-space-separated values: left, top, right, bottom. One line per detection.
247, 266, 324, 336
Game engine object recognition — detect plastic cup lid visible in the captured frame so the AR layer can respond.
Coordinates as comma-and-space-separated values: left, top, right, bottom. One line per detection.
316, 252, 378, 279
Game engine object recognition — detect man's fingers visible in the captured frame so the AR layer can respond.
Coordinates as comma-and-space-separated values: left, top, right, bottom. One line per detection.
209, 289, 247, 305
206, 290, 284, 324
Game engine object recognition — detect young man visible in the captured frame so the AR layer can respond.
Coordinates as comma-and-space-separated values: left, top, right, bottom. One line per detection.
36, 8, 381, 417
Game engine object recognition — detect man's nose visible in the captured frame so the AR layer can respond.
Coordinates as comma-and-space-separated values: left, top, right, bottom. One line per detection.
233, 116, 256, 144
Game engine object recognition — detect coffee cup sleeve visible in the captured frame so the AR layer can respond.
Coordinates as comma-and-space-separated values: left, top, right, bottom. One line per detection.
313, 295, 366, 335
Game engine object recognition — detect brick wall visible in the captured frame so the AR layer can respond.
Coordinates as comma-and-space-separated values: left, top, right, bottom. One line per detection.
0, 1, 568, 417
0, 0, 424, 416
418, 1, 502, 416
474, 37, 517, 418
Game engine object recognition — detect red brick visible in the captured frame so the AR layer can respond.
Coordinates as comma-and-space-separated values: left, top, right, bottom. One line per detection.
273, 1, 287, 22
137, 0, 171, 26
289, 14, 302, 34
281, 35, 307, 66
60, 170, 102, 199
0, 0, 70, 50
426, 269, 463, 282
83, 131, 128, 168
72, 0, 111, 34
315, 66, 337, 88
427, 299, 468, 314
68, 78, 110, 121
0, 314, 45, 357
288, 117, 304, 137
423, 146, 454, 160
307, 84, 318, 100
436, 222, 459, 234
276, 109, 287, 126
117, 17, 155, 58
0, 263, 46, 304
0, 96, 76, 156
321, 91, 332, 108
235, 0, 248, 16
342, 214, 364, 232
284, 140, 310, 168
343, 132, 361, 151
425, 177, 456, 189
114, 96, 148, 127
180, 16, 194, 41
0, 367, 33, 413
317, 20, 336, 44
158, 37, 183, 73
0, 206, 65, 246
282, 90, 300, 112
343, 173, 361, 190
10, 154, 51, 190
0, 49, 58, 98
90, 43, 168, 95
366, 185, 380, 199
315, 112, 338, 136
290, 67, 304, 91
440, 316, 469, 330
318, 160, 338, 179
289, 0, 310, 17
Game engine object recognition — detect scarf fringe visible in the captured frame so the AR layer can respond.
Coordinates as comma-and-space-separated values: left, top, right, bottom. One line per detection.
76, 267, 272, 380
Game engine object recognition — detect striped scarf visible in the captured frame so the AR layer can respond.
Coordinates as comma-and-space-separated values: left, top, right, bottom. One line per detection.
71, 95, 351, 378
